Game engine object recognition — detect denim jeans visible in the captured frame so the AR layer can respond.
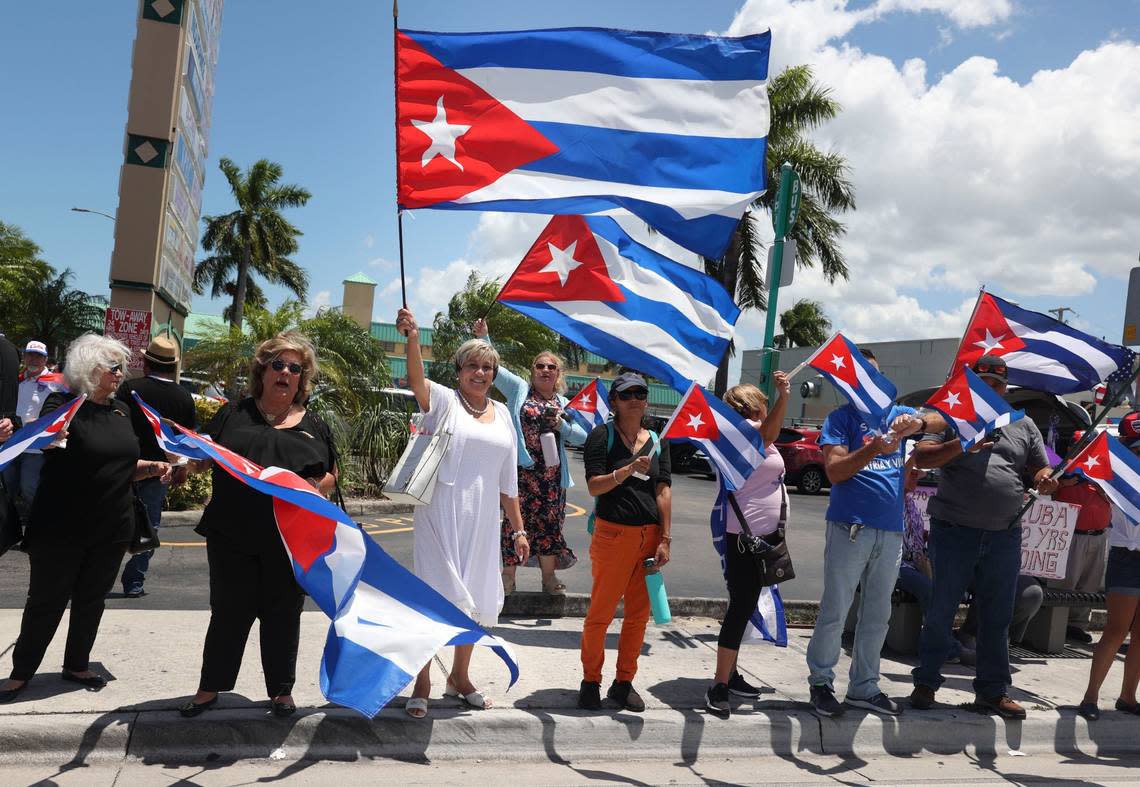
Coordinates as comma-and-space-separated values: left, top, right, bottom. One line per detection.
897, 564, 961, 660
806, 521, 903, 700
912, 517, 1022, 698
120, 478, 166, 592
3, 452, 45, 520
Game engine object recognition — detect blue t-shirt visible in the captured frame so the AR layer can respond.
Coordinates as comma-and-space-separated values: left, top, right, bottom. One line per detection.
819, 403, 916, 532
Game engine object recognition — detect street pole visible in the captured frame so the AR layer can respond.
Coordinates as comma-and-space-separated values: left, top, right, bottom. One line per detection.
70, 207, 116, 221
759, 162, 798, 399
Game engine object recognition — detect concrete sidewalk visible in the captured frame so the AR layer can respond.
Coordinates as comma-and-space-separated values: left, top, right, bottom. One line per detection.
1, 608, 1137, 767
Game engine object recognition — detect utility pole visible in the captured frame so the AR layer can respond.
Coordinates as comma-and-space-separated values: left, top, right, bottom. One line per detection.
758, 162, 800, 399
1048, 306, 1075, 324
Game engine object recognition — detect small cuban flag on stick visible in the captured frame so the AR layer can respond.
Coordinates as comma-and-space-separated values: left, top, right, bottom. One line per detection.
564, 377, 610, 432
660, 382, 765, 492
0, 395, 86, 472
1066, 431, 1140, 523
924, 365, 1024, 450
787, 333, 897, 428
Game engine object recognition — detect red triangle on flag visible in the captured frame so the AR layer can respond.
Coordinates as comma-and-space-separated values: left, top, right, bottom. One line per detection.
566, 379, 600, 414
926, 367, 978, 423
663, 386, 720, 441
396, 33, 560, 208
955, 293, 1027, 367
498, 216, 625, 303
1069, 431, 1113, 482
810, 335, 860, 388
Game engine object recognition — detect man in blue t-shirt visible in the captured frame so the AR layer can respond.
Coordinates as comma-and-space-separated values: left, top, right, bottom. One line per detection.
805, 348, 931, 718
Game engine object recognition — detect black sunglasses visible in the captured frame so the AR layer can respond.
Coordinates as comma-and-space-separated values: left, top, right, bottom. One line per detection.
106, 364, 123, 374
617, 389, 648, 401
534, 362, 559, 371
270, 359, 304, 375
974, 361, 1007, 376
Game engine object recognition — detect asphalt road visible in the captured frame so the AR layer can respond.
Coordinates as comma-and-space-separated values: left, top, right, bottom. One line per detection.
0, 456, 832, 611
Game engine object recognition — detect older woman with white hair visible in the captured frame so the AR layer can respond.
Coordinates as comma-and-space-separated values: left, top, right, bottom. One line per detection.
0, 334, 171, 704
395, 307, 527, 719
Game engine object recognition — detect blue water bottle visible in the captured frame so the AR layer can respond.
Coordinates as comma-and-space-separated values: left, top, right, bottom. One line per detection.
643, 558, 672, 624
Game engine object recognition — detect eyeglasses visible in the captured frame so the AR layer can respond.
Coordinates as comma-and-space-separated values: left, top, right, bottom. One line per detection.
533, 363, 559, 371
106, 364, 123, 374
617, 389, 648, 401
270, 359, 304, 375
974, 361, 1007, 376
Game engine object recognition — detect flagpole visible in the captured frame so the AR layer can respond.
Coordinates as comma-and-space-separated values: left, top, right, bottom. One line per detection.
784, 331, 840, 380
393, 0, 407, 310
945, 286, 985, 381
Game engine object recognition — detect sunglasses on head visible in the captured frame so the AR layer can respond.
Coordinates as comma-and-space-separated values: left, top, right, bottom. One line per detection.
534, 362, 559, 371
617, 389, 648, 401
270, 359, 304, 375
974, 361, 1007, 376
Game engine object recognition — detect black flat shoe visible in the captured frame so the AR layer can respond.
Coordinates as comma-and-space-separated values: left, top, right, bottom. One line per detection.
179, 696, 218, 718
0, 683, 27, 704
271, 698, 297, 718
61, 671, 106, 689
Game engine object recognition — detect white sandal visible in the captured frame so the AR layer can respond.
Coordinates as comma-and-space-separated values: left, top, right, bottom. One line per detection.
445, 681, 491, 709
405, 697, 428, 718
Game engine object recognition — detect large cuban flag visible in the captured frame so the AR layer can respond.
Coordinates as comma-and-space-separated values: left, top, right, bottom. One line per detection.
1066, 431, 1140, 524
925, 365, 1024, 450
497, 215, 740, 392
151, 418, 518, 718
131, 392, 212, 460
0, 395, 85, 472
565, 377, 610, 432
801, 333, 897, 428
396, 27, 772, 259
661, 382, 765, 491
952, 292, 1135, 395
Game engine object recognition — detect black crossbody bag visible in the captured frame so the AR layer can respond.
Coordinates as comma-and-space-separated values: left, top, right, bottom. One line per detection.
726, 485, 795, 586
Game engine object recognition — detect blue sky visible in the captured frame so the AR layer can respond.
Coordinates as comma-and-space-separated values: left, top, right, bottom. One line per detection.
2, 1, 1138, 368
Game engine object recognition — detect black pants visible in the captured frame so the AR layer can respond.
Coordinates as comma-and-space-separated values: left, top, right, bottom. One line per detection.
10, 539, 127, 681
718, 532, 767, 650
198, 536, 305, 698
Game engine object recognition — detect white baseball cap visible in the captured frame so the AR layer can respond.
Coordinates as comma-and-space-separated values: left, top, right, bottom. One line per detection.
23, 341, 47, 356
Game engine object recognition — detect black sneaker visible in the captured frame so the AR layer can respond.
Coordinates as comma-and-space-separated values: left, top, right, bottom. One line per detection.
1066, 626, 1093, 644
727, 671, 762, 698
124, 587, 146, 599
607, 680, 645, 712
705, 683, 730, 717
846, 692, 902, 716
910, 684, 936, 710
577, 680, 602, 711
809, 685, 845, 717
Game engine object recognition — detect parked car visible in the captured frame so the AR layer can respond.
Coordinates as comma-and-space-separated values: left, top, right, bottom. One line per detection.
178, 376, 227, 405
776, 426, 829, 494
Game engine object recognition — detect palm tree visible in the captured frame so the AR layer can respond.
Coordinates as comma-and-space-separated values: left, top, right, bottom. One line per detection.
199, 158, 311, 330
20, 269, 105, 358
709, 64, 856, 394
776, 299, 832, 349
0, 221, 54, 327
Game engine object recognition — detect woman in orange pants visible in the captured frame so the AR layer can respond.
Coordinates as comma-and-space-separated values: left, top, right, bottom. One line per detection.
578, 372, 672, 712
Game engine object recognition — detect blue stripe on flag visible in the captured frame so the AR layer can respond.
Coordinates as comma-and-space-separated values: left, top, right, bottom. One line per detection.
320, 628, 414, 719
524, 122, 767, 193
403, 27, 771, 81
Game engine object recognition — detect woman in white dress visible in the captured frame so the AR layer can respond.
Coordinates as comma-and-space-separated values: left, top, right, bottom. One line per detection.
396, 307, 529, 719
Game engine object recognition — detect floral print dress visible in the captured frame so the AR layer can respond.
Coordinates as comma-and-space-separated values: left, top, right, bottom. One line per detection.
500, 391, 577, 569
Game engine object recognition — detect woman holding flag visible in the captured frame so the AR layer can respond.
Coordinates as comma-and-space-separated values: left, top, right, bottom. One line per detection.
0, 334, 172, 704
397, 308, 527, 718
704, 374, 790, 717
473, 319, 587, 595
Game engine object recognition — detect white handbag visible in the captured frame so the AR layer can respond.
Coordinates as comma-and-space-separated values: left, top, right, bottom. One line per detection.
382, 409, 453, 506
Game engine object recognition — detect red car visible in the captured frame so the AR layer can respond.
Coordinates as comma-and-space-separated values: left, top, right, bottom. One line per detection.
775, 427, 830, 494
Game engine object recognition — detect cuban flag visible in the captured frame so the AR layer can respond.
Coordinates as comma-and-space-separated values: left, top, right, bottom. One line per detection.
925, 366, 1025, 450
131, 392, 211, 460
953, 292, 1135, 395
0, 395, 85, 471
497, 215, 739, 392
565, 377, 610, 431
661, 382, 765, 492
1066, 431, 1140, 524
800, 333, 897, 427
710, 486, 787, 646
396, 27, 771, 259
156, 423, 519, 717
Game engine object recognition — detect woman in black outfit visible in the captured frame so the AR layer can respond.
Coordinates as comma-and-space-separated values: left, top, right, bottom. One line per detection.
0, 334, 171, 703
180, 332, 336, 718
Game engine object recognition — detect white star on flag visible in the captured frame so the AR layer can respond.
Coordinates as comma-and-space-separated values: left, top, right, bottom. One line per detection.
539, 241, 583, 287
973, 329, 1007, 354
579, 393, 592, 405
1083, 454, 1100, 471
686, 412, 705, 431
941, 391, 962, 410
829, 354, 846, 371
411, 96, 470, 171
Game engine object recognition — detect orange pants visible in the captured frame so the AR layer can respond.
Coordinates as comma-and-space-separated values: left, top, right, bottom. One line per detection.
580, 518, 662, 683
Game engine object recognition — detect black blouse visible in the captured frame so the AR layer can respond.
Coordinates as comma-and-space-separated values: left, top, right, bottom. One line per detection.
29, 393, 140, 546
583, 422, 671, 526
195, 398, 335, 553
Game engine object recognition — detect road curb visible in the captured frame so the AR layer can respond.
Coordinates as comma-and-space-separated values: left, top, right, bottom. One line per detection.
161, 498, 413, 527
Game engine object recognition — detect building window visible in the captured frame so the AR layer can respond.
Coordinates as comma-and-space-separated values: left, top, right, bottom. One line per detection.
587, 363, 607, 374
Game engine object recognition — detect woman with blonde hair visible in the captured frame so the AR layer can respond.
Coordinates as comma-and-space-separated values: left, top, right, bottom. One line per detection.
704, 373, 791, 718
179, 332, 338, 719
473, 319, 587, 595
397, 308, 527, 718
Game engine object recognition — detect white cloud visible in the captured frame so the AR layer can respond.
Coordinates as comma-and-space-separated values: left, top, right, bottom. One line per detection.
305, 290, 331, 318
368, 255, 396, 270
